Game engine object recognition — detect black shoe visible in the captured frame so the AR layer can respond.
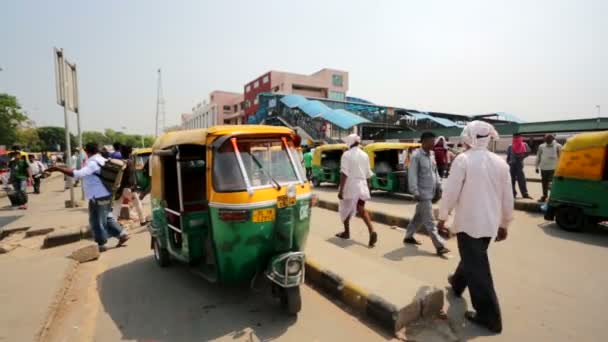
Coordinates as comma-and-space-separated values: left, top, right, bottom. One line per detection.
436, 246, 450, 256
465, 311, 502, 334
447, 274, 463, 298
537, 197, 547, 203
523, 194, 533, 200
369, 232, 378, 248
403, 237, 422, 245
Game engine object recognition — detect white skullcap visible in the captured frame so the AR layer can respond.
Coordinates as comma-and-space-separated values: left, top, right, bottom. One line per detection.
461, 120, 499, 149
344, 133, 361, 148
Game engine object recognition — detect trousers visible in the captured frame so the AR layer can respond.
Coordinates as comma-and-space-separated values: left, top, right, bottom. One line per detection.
510, 164, 528, 196
451, 232, 502, 327
540, 170, 554, 198
89, 197, 124, 246
405, 199, 445, 249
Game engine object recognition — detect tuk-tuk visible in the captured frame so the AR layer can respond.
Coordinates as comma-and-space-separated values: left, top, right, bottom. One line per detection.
311, 144, 347, 187
148, 125, 311, 314
131, 148, 152, 191
544, 131, 608, 231
364, 142, 421, 194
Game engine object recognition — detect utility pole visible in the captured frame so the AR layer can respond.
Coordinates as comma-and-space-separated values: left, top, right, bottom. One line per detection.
597, 105, 601, 128
155, 68, 165, 137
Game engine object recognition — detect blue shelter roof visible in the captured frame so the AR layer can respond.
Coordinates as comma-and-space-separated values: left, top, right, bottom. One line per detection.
280, 94, 308, 108
319, 109, 370, 129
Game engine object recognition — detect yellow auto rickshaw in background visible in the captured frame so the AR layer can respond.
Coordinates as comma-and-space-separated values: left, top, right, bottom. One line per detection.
364, 142, 421, 194
131, 148, 152, 191
311, 144, 347, 187
544, 131, 608, 231
148, 125, 311, 314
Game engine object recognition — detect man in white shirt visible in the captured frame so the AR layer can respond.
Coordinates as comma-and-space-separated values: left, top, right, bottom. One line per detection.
437, 121, 513, 334
335, 134, 378, 247
535, 134, 562, 202
48, 143, 129, 252
28, 154, 46, 194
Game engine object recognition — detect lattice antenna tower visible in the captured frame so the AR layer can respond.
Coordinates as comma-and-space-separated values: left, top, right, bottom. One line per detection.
155, 68, 166, 136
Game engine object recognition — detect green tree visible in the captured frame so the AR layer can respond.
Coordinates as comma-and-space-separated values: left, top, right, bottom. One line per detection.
37, 126, 77, 152
0, 93, 28, 147
82, 131, 110, 146
15, 128, 42, 151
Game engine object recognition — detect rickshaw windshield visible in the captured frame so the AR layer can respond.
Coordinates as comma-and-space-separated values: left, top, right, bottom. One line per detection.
214, 138, 301, 192
135, 154, 150, 168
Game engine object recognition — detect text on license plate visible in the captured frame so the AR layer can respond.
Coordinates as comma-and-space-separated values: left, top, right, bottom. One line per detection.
277, 195, 297, 208
252, 208, 276, 222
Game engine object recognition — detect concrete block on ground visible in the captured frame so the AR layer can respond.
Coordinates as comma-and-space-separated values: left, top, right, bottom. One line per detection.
25, 227, 55, 238
69, 242, 100, 263
0, 226, 30, 239
64, 200, 83, 208
0, 242, 18, 254
43, 227, 83, 248
305, 234, 444, 336
80, 226, 93, 239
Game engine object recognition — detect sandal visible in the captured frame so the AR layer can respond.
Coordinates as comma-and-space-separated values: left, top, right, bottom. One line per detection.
368, 232, 378, 248
335, 232, 350, 239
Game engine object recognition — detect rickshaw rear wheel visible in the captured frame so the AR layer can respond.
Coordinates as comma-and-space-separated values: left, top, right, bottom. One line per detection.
555, 206, 585, 232
280, 286, 302, 315
153, 237, 171, 267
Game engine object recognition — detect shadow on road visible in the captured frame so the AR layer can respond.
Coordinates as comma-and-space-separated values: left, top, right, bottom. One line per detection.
445, 292, 497, 341
538, 221, 608, 247
383, 246, 438, 260
97, 256, 296, 341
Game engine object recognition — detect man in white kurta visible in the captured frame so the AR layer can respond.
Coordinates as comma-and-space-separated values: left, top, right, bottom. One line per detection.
335, 134, 378, 247
437, 121, 513, 334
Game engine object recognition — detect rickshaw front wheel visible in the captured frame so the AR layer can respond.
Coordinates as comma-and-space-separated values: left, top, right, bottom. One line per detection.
555, 206, 585, 232
280, 286, 302, 315
153, 237, 171, 267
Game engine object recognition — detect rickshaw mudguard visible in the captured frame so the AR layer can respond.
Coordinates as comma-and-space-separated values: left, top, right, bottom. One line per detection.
266, 251, 306, 288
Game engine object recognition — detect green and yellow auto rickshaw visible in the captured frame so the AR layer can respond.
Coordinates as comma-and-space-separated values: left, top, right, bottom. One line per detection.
131, 148, 152, 191
545, 131, 608, 231
364, 142, 421, 194
148, 125, 311, 314
310, 144, 347, 187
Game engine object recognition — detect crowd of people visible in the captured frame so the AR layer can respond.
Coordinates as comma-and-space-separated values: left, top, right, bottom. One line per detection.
332, 121, 561, 334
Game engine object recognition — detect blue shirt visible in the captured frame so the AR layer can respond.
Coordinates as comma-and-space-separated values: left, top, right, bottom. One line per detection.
73, 154, 111, 200
110, 151, 122, 159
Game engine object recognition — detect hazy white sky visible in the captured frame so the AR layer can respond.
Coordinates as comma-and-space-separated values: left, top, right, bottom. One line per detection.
1, 0, 606, 134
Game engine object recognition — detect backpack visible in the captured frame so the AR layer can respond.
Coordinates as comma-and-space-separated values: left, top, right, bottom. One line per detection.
94, 158, 126, 200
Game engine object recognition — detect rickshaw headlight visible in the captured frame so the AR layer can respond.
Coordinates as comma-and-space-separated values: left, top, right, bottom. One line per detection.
287, 259, 302, 275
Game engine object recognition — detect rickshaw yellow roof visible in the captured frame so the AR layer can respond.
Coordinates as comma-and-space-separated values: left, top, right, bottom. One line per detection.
153, 125, 295, 150
132, 148, 152, 155
562, 131, 608, 152
364, 142, 421, 152
314, 144, 348, 152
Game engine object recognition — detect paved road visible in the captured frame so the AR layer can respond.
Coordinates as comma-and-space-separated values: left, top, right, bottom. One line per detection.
310, 207, 608, 342
46, 231, 394, 342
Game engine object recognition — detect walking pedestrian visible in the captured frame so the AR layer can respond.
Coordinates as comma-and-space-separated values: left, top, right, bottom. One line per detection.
506, 133, 531, 199
112, 146, 147, 226
433, 136, 449, 178
535, 134, 562, 202
28, 154, 46, 194
437, 121, 513, 334
8, 148, 32, 209
47, 143, 129, 252
303, 147, 313, 181
403, 132, 450, 256
334, 133, 378, 248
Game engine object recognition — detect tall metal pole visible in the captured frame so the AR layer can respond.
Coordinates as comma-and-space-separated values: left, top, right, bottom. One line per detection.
155, 68, 161, 137
71, 62, 84, 201
57, 49, 75, 206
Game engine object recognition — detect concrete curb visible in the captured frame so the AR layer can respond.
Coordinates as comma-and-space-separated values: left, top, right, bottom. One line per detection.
42, 227, 91, 249
305, 258, 444, 335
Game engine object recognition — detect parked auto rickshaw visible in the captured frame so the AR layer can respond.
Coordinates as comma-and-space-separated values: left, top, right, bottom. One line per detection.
311, 144, 347, 187
148, 125, 311, 314
131, 148, 152, 191
544, 131, 608, 231
364, 142, 421, 194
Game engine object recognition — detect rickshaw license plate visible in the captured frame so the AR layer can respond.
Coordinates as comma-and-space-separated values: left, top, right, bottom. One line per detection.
252, 208, 276, 222
277, 195, 296, 208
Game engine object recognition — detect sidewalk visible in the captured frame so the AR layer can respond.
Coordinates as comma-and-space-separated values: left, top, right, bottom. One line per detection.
0, 175, 118, 341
